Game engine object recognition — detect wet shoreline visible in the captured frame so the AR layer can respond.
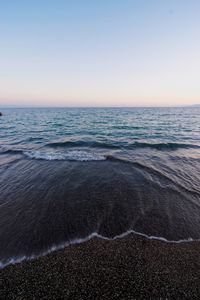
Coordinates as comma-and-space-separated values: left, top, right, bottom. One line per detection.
1, 233, 200, 299
1, 157, 200, 266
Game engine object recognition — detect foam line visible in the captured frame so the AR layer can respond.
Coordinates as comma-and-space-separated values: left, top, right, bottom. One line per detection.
0, 230, 195, 270
24, 150, 106, 161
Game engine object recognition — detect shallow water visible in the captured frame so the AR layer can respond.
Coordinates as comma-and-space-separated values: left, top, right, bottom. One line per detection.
0, 107, 200, 267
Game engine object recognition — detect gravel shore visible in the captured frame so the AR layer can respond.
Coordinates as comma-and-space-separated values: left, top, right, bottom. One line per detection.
1, 234, 200, 299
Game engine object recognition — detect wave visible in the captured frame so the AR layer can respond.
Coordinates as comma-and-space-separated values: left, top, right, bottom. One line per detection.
1, 149, 24, 155
24, 150, 106, 161
46, 140, 200, 151
1, 142, 199, 160
0, 148, 107, 161
131, 142, 200, 150
46, 140, 118, 149
0, 230, 195, 270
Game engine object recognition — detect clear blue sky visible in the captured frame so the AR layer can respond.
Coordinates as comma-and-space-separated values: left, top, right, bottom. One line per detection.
0, 0, 200, 106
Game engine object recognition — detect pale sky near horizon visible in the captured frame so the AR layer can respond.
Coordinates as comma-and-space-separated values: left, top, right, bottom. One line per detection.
0, 0, 200, 107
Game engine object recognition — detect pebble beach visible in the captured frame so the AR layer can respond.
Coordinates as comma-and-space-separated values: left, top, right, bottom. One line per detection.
1, 234, 200, 299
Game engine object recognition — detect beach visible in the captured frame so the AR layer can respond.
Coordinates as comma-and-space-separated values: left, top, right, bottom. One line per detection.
1, 233, 200, 299
1, 108, 200, 299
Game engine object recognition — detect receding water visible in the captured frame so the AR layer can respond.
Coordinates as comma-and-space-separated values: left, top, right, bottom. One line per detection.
1, 107, 200, 268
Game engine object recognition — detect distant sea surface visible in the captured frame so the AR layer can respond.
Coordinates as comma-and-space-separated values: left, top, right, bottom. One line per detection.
1, 107, 200, 267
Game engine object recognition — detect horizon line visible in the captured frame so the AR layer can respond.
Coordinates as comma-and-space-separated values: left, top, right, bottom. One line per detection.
0, 104, 199, 109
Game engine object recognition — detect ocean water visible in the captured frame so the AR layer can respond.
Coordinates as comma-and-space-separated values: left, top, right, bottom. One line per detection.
1, 107, 200, 267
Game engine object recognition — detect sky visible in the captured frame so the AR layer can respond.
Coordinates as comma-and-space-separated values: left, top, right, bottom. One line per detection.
0, 0, 200, 107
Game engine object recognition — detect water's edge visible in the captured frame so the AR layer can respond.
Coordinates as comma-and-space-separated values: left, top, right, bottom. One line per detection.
0, 229, 195, 270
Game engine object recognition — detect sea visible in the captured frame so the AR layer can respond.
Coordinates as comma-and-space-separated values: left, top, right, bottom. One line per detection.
1, 107, 200, 268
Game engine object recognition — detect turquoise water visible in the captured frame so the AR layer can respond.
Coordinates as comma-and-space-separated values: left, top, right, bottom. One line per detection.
1, 107, 200, 268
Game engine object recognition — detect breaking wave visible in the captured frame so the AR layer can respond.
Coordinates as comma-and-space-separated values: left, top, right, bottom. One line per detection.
24, 150, 106, 161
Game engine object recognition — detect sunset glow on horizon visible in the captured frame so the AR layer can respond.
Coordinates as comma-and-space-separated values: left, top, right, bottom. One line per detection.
0, 0, 200, 107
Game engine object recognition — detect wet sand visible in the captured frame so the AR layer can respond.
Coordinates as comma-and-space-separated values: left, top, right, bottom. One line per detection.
1, 234, 200, 299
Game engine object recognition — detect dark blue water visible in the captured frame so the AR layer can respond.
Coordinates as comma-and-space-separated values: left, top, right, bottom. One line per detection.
1, 107, 200, 268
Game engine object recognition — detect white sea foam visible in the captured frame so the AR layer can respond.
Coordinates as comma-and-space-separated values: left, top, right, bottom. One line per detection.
0, 230, 195, 270
24, 150, 106, 161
